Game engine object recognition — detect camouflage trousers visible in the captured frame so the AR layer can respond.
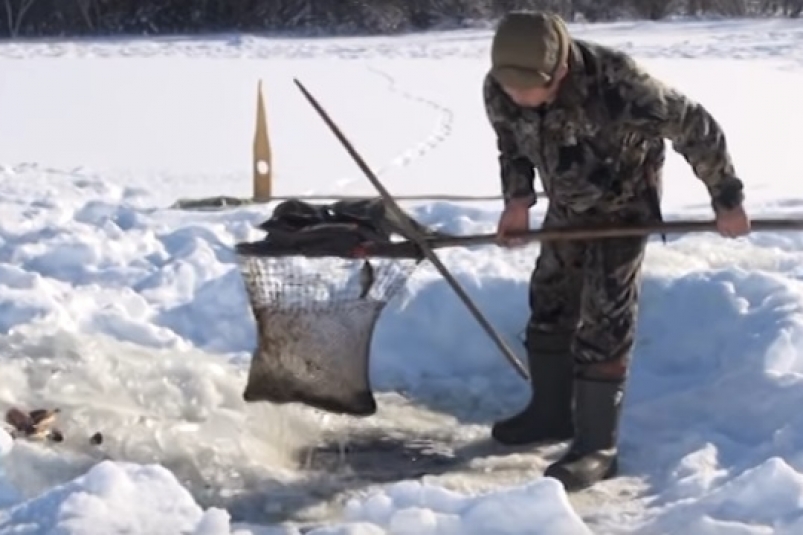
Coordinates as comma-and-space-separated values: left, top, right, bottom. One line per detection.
526, 200, 653, 374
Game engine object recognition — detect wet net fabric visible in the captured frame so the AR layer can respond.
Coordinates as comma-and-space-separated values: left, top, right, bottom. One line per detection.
235, 198, 434, 416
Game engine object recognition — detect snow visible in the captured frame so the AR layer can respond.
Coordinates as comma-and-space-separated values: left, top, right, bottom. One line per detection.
0, 15, 801, 535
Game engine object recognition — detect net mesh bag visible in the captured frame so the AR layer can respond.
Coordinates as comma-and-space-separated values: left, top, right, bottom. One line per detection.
234, 198, 439, 417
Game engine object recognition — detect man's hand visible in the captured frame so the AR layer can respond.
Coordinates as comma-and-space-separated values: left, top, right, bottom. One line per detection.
716, 204, 751, 238
496, 197, 532, 247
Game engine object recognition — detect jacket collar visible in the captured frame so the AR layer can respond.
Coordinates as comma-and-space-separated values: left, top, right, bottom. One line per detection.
552, 40, 589, 108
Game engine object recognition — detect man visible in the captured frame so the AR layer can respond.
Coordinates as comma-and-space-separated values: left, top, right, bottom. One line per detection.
484, 11, 750, 492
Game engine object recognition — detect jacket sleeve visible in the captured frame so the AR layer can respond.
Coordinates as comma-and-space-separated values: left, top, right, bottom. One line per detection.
602, 53, 744, 212
483, 74, 537, 206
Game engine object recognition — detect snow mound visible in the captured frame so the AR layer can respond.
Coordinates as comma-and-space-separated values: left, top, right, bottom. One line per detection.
0, 456, 588, 535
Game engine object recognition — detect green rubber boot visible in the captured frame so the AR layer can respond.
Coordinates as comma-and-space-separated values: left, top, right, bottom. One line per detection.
543, 376, 624, 491
491, 332, 575, 446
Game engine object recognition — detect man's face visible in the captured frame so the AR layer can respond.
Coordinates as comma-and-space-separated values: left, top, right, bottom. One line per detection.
497, 65, 568, 108
500, 84, 558, 108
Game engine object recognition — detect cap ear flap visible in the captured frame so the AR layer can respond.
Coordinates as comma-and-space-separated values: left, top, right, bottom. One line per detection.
545, 17, 569, 89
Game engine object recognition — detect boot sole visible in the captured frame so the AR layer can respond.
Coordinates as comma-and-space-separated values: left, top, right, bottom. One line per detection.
490, 430, 574, 447
544, 456, 619, 492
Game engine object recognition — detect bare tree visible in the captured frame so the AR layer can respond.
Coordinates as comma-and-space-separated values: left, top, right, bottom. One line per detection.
0, 0, 799, 39
74, 0, 99, 30
697, 0, 748, 15
629, 0, 677, 19
3, 0, 38, 37
784, 0, 802, 16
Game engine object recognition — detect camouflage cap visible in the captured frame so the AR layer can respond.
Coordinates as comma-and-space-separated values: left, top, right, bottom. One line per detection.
490, 11, 570, 89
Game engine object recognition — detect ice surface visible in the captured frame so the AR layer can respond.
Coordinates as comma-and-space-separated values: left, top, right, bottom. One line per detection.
0, 15, 801, 535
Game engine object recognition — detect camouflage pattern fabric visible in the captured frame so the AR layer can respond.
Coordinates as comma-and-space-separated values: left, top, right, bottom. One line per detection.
485, 37, 745, 367
484, 39, 744, 212
525, 201, 649, 367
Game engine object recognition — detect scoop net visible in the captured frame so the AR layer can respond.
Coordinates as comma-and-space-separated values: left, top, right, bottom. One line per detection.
234, 198, 442, 416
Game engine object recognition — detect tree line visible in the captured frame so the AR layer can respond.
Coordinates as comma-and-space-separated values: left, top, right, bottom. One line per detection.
1, 0, 801, 39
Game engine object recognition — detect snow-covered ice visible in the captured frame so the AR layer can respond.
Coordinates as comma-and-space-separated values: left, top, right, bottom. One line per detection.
0, 15, 802, 535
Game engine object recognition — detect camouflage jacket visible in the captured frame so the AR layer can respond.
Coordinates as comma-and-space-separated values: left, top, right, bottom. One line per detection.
484, 38, 745, 216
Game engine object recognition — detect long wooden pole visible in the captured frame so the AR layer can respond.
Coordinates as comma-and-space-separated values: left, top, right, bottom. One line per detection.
293, 78, 530, 382
421, 217, 799, 250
